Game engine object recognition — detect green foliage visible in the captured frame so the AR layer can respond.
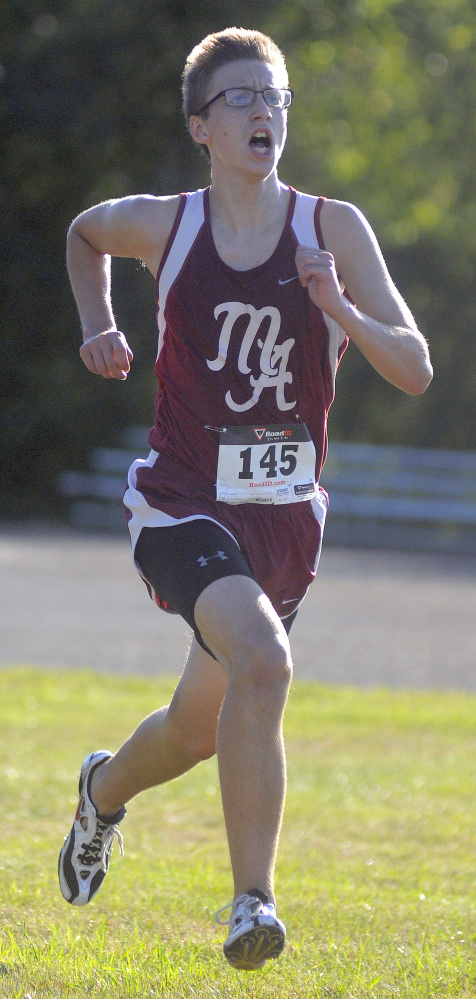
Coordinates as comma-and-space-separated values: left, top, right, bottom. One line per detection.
273, 0, 476, 449
1, 0, 474, 515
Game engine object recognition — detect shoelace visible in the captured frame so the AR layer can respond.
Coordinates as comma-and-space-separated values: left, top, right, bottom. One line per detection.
215, 894, 262, 927
78, 819, 124, 868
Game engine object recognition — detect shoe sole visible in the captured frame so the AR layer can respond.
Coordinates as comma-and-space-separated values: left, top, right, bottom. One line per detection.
58, 751, 113, 906
224, 924, 285, 970
58, 831, 76, 903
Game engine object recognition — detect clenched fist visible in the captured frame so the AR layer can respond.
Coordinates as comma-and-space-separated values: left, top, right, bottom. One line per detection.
80, 330, 134, 380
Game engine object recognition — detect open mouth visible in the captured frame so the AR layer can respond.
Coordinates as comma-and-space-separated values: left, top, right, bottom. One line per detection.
249, 131, 272, 154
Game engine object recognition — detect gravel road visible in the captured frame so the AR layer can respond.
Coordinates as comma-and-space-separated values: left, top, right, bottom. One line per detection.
1, 523, 474, 690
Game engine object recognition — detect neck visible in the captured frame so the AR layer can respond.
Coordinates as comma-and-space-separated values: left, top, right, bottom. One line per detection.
208, 171, 286, 231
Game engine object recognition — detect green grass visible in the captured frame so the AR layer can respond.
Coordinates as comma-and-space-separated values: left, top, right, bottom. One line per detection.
0, 666, 475, 997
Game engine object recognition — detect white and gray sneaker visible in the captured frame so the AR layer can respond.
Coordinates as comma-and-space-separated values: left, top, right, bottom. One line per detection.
216, 889, 286, 970
58, 750, 126, 906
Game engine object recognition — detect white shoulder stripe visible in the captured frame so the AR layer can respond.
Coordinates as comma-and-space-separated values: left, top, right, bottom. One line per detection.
292, 190, 346, 390
291, 190, 320, 248
326, 316, 346, 391
156, 189, 206, 358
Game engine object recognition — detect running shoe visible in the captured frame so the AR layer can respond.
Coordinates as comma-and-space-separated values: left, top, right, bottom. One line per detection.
58, 750, 126, 906
216, 889, 286, 970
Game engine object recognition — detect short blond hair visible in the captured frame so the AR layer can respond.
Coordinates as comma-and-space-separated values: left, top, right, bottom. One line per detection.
182, 27, 288, 123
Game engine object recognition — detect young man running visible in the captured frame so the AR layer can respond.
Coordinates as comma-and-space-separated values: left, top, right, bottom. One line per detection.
58, 28, 432, 970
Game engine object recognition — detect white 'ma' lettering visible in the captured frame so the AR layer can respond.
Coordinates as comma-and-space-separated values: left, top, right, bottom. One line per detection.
206, 302, 296, 412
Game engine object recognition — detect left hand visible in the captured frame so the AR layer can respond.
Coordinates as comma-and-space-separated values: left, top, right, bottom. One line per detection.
295, 245, 346, 321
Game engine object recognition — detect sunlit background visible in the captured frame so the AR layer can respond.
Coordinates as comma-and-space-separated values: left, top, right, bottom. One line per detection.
1, 0, 475, 520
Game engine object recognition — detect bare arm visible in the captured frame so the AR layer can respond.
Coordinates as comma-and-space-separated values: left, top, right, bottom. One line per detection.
67, 194, 181, 379
295, 200, 433, 395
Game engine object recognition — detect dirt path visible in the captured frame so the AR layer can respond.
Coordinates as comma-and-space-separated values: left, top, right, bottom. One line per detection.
1, 523, 474, 690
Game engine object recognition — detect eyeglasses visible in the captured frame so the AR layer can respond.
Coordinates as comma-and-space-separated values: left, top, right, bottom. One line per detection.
196, 87, 294, 116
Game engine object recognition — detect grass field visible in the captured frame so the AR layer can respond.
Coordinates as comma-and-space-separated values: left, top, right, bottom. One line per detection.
1, 666, 475, 998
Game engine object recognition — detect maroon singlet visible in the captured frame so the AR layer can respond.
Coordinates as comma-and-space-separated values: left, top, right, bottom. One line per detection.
124, 185, 348, 616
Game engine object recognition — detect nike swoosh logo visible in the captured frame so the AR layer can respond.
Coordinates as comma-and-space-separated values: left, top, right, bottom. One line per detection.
278, 275, 299, 285
282, 597, 299, 604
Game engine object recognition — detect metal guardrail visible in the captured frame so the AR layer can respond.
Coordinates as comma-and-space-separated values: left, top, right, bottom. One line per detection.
320, 442, 476, 553
57, 429, 476, 553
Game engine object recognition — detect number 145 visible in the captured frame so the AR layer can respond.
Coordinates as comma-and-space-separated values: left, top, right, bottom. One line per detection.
238, 444, 298, 480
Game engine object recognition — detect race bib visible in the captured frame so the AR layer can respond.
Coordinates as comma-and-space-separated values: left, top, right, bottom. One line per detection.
216, 423, 317, 505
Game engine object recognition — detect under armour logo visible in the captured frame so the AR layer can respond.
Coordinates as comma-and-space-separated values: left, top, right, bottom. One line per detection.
197, 551, 228, 567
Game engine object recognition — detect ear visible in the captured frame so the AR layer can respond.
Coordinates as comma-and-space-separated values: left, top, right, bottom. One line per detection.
189, 115, 211, 150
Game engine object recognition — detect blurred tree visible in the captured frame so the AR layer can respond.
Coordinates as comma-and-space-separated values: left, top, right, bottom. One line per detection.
0, 0, 275, 515
0, 0, 474, 517
272, 0, 476, 449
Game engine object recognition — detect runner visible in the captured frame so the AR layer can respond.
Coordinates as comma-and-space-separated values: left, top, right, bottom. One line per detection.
58, 27, 432, 970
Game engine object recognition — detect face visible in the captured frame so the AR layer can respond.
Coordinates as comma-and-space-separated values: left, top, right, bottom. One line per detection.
190, 58, 289, 178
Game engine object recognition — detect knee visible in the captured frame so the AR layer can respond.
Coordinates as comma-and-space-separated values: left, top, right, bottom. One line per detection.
185, 733, 217, 762
231, 632, 293, 696
166, 713, 217, 763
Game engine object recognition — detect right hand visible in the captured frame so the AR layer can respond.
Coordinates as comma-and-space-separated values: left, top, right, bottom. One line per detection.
79, 330, 133, 380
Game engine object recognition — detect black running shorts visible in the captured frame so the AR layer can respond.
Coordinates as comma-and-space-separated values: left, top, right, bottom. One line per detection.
134, 518, 297, 657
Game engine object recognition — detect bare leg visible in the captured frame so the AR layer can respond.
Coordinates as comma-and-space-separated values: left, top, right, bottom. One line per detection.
194, 575, 292, 902
89, 573, 292, 907
90, 640, 228, 815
